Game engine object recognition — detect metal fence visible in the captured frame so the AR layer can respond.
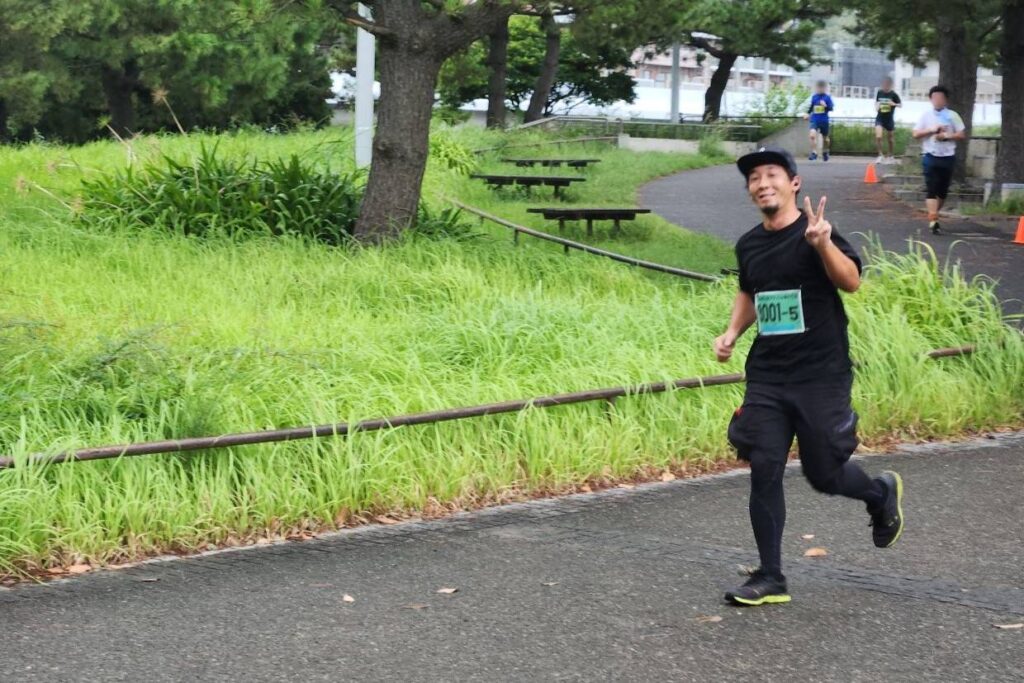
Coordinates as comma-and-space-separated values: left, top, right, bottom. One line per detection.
0, 346, 976, 469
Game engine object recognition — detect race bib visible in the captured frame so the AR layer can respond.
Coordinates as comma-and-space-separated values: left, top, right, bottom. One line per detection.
813, 104, 826, 114
755, 289, 805, 336
879, 104, 891, 113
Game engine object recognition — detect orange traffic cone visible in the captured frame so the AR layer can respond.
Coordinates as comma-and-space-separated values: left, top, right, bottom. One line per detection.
864, 163, 878, 184
1014, 216, 1024, 245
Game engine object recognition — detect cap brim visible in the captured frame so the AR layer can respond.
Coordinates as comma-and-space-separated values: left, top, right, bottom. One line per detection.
737, 151, 792, 178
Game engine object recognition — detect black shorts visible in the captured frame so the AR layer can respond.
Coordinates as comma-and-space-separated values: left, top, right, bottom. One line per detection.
922, 153, 956, 200
809, 120, 830, 136
874, 116, 895, 132
727, 374, 859, 469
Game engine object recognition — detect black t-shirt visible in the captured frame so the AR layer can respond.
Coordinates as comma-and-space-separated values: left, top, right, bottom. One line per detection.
735, 211, 862, 383
875, 90, 901, 118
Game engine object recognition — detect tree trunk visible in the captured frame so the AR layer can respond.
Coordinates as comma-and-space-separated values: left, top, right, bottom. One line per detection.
101, 60, 140, 138
485, 17, 510, 129
703, 52, 737, 122
996, 0, 1024, 184
0, 99, 8, 142
936, 20, 979, 184
524, 12, 561, 123
353, 46, 441, 243
347, 0, 517, 244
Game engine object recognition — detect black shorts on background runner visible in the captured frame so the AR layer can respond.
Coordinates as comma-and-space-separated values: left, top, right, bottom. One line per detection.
875, 89, 901, 132
923, 153, 956, 200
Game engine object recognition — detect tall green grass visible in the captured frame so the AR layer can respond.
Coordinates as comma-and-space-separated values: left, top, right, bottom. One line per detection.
0, 127, 1020, 572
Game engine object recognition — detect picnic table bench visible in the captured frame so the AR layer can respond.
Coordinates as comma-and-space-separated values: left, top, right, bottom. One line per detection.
470, 174, 586, 198
500, 158, 602, 169
525, 207, 652, 236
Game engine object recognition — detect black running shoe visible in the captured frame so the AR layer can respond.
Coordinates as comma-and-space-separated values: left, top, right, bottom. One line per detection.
724, 569, 791, 606
870, 470, 904, 548
930, 221, 941, 235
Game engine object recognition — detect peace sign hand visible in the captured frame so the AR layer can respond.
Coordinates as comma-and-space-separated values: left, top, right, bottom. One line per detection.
804, 195, 832, 251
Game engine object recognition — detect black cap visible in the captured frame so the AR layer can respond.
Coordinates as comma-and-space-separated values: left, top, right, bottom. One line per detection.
736, 145, 798, 179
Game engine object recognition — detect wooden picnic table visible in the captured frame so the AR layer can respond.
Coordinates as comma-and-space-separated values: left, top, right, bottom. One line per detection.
470, 174, 586, 198
500, 158, 602, 169
526, 207, 652, 236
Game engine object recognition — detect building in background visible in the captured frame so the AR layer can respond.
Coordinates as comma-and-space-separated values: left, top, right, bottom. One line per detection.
628, 44, 1001, 104
892, 59, 1002, 103
630, 48, 796, 92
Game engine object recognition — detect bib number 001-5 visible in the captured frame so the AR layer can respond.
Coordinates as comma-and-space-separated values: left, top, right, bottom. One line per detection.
755, 289, 805, 335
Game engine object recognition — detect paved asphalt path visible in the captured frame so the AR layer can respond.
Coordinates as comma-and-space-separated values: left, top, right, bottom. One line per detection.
640, 156, 1024, 320
1, 434, 1022, 681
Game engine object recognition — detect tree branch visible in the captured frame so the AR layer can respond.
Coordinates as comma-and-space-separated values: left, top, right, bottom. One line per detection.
324, 1, 395, 38
688, 35, 726, 59
977, 16, 1003, 43
433, 1, 527, 55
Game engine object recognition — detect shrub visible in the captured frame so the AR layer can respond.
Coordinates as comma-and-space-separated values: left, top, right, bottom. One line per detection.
429, 130, 477, 175
411, 204, 481, 241
828, 123, 912, 156
697, 127, 727, 158
744, 84, 812, 118
78, 145, 363, 245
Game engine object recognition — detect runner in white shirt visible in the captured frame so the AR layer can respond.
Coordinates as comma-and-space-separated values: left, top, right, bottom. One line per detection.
911, 85, 967, 234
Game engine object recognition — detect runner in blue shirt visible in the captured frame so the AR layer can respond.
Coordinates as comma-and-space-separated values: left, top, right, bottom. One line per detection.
803, 81, 834, 161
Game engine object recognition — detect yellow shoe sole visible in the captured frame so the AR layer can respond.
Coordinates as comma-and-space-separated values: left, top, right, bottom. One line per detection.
729, 593, 792, 606
882, 470, 904, 548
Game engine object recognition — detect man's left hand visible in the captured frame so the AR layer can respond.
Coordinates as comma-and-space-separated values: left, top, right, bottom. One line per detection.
804, 196, 832, 251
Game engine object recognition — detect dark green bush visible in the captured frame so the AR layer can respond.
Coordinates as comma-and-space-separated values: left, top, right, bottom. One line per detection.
411, 204, 482, 241
79, 145, 363, 245
828, 123, 912, 156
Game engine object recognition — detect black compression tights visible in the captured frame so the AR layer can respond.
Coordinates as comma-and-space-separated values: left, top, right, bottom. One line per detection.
749, 459, 884, 580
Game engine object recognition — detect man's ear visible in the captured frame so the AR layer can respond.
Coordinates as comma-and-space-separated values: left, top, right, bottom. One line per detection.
792, 174, 802, 193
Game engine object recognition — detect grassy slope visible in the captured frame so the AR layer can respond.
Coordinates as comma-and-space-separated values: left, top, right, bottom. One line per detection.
0, 127, 1020, 571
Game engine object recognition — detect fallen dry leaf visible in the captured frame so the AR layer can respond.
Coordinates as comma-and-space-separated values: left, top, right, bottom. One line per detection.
541, 581, 559, 587
375, 516, 400, 526
803, 547, 828, 558
696, 615, 723, 623
342, 594, 355, 603
46, 567, 65, 576
67, 564, 92, 575
136, 577, 159, 583
106, 562, 139, 571
255, 538, 272, 546
436, 587, 458, 595
801, 534, 815, 540
579, 484, 592, 493
403, 603, 429, 610
660, 471, 676, 482
993, 623, 1023, 630
619, 484, 635, 490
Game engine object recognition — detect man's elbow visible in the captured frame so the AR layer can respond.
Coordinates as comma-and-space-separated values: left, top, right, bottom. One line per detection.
840, 276, 861, 293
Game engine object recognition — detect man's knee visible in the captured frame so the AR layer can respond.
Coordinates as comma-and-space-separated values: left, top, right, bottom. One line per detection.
750, 458, 786, 496
801, 458, 842, 495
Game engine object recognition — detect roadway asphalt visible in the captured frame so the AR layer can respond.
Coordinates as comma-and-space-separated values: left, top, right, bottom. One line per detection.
0, 434, 1021, 681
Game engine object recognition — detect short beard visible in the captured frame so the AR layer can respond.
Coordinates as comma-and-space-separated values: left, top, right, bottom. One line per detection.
761, 203, 780, 217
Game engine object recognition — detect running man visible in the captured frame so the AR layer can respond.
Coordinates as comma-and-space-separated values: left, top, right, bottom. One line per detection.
713, 145, 904, 606
874, 77, 902, 163
803, 81, 833, 161
912, 85, 967, 234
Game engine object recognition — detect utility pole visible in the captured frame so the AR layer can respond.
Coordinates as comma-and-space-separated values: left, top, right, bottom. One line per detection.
354, 3, 375, 168
670, 43, 681, 122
